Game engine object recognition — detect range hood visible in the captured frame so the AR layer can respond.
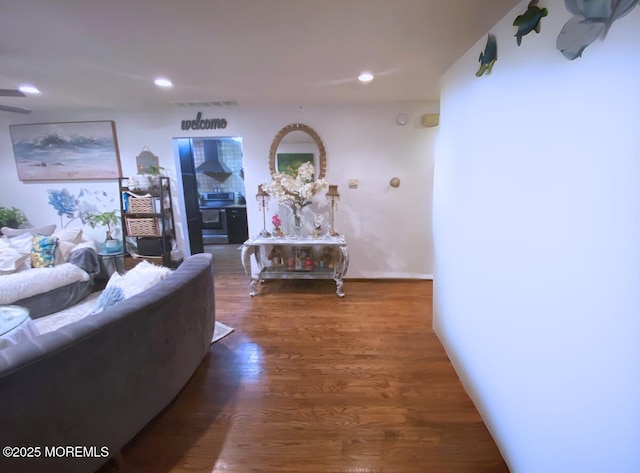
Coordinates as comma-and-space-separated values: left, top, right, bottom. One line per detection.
196, 140, 232, 175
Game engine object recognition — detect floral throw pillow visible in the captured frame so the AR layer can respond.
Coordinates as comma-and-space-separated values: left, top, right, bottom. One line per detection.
31, 234, 58, 268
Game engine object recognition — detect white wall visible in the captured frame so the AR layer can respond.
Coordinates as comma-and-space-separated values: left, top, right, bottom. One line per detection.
434, 1, 640, 472
0, 102, 437, 278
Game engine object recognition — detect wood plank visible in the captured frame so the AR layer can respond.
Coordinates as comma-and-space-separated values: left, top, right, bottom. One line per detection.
103, 272, 509, 473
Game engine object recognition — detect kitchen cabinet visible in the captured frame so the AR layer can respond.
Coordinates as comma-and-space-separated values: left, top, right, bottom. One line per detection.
226, 206, 248, 244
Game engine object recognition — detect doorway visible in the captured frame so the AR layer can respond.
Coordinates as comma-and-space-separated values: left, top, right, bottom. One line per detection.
173, 137, 247, 257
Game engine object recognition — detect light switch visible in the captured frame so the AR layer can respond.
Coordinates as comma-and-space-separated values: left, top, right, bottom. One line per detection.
348, 179, 358, 189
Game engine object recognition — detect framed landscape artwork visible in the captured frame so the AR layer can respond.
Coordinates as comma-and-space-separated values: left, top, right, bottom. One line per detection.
10, 121, 122, 181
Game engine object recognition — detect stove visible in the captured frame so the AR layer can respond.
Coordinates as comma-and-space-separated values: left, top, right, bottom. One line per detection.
199, 192, 235, 209
200, 192, 235, 244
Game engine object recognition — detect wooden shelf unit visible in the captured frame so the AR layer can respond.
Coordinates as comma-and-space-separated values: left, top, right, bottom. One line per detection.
119, 176, 177, 267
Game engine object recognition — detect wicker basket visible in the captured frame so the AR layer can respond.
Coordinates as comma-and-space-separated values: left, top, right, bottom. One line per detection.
126, 218, 159, 236
124, 254, 165, 270
128, 197, 154, 213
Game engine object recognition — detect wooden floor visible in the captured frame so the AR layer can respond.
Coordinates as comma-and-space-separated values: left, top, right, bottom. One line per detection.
204, 244, 246, 276
109, 258, 510, 472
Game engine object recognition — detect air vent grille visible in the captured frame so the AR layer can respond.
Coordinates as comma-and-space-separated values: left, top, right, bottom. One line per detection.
173, 100, 239, 107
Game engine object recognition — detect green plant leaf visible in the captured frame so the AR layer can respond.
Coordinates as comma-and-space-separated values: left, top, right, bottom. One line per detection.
0, 207, 27, 227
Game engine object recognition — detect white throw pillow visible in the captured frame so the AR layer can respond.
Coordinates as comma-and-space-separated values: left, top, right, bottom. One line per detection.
0, 247, 29, 274
7, 232, 34, 255
105, 260, 172, 300
3, 233, 33, 270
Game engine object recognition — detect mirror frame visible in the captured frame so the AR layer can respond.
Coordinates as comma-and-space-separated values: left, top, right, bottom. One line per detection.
136, 149, 159, 174
269, 123, 326, 179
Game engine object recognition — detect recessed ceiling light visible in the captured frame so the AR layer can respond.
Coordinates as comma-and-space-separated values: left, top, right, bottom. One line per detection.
154, 78, 173, 88
19, 84, 41, 94
358, 72, 374, 83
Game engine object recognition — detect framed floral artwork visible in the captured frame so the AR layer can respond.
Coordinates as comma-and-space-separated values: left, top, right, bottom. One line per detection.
10, 120, 122, 181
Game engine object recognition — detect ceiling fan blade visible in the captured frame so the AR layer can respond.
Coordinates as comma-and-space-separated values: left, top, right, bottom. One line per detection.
0, 104, 32, 114
0, 88, 26, 97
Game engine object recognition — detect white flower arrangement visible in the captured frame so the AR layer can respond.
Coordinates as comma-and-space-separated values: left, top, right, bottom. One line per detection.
262, 162, 328, 210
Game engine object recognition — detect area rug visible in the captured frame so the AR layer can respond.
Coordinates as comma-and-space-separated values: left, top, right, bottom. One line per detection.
212, 321, 234, 344
34, 291, 102, 335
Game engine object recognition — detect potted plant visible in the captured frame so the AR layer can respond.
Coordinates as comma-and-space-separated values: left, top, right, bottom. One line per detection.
146, 165, 167, 191
0, 206, 27, 230
86, 210, 120, 247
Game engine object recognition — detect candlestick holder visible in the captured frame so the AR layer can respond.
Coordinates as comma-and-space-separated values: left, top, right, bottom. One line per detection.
326, 184, 340, 236
256, 185, 272, 237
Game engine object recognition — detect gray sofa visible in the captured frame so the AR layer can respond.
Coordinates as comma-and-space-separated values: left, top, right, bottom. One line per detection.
0, 253, 215, 473
13, 247, 102, 318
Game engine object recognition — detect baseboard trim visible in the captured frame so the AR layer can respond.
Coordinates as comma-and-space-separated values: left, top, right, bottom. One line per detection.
345, 276, 433, 282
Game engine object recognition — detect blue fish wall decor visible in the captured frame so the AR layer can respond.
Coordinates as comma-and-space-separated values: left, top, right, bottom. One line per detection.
476, 34, 498, 77
513, 0, 549, 46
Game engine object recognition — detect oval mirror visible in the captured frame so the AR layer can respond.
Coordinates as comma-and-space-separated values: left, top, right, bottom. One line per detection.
269, 123, 326, 179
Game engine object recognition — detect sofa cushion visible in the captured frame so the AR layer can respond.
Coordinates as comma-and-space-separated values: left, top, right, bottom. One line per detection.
90, 261, 173, 315
51, 228, 85, 265
53, 228, 84, 244
4, 227, 58, 270
31, 234, 58, 268
0, 237, 26, 274
0, 242, 29, 274
1, 224, 56, 238
5, 232, 33, 256
54, 240, 77, 265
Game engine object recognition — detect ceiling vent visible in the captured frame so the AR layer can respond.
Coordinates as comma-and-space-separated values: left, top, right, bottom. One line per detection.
174, 100, 239, 107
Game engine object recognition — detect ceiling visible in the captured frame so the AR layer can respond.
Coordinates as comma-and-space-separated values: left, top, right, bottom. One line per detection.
0, 0, 518, 114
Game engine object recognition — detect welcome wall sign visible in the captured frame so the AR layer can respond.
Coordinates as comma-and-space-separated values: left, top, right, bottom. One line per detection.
181, 112, 227, 131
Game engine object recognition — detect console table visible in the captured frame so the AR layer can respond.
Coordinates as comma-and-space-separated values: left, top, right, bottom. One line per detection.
241, 236, 349, 297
